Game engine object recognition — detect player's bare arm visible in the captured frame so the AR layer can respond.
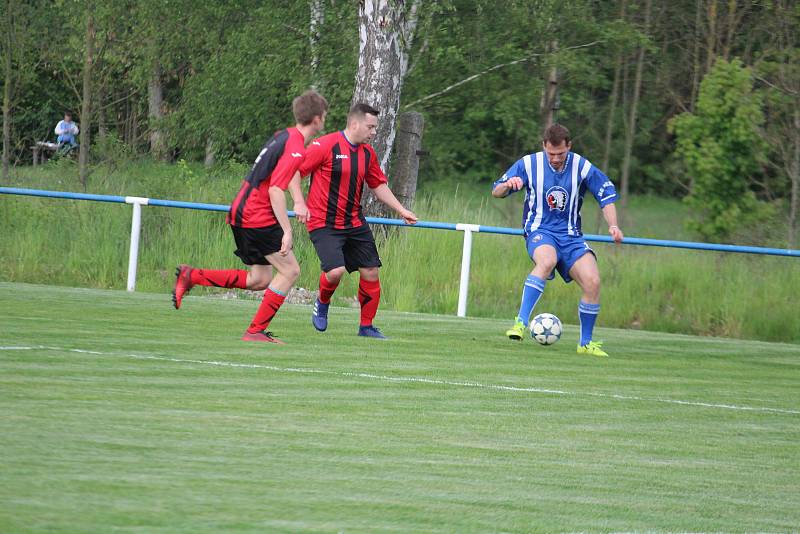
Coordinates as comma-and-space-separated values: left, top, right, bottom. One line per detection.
492, 176, 524, 197
602, 203, 623, 243
268, 185, 293, 255
287, 172, 308, 224
372, 183, 417, 224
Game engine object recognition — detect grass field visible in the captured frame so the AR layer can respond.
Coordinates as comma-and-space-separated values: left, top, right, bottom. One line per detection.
1, 282, 798, 532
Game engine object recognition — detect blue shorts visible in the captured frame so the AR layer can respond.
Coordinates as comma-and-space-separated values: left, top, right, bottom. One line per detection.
525, 231, 595, 283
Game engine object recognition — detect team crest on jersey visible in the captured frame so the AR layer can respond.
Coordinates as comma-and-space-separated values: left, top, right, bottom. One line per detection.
546, 186, 569, 212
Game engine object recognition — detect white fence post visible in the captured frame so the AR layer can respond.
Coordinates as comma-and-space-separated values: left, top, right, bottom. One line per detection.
455, 224, 480, 317
125, 197, 149, 292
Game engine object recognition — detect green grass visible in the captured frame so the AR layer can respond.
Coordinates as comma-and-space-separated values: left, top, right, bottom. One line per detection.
1, 283, 799, 532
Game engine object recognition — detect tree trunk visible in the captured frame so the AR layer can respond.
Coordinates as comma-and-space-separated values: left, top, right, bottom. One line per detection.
722, 0, 737, 60
601, 0, 627, 171
204, 137, 215, 168
309, 0, 324, 90
597, 0, 626, 231
689, 0, 703, 110
148, 60, 168, 161
352, 0, 420, 218
541, 41, 559, 128
79, 11, 95, 189
789, 109, 799, 247
390, 112, 424, 209
620, 0, 651, 208
2, 14, 12, 181
705, 0, 718, 73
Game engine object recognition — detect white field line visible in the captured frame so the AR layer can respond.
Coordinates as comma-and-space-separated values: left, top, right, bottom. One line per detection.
2, 345, 799, 415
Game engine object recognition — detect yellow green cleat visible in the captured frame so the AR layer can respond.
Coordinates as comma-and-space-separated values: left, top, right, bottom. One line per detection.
577, 340, 608, 357
506, 319, 527, 340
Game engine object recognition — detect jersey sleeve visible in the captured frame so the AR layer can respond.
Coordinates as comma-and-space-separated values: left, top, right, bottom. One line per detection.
365, 146, 388, 188
492, 158, 528, 197
269, 136, 305, 190
585, 164, 618, 207
299, 137, 328, 177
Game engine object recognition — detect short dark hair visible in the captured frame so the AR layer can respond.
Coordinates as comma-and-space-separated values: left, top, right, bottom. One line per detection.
348, 103, 380, 120
292, 90, 328, 125
64, 111, 73, 118
542, 123, 571, 146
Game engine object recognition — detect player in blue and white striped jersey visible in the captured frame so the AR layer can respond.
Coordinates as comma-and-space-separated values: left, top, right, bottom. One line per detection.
492, 123, 623, 357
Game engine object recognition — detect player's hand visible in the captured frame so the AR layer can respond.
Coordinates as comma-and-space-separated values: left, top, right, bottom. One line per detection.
293, 202, 309, 224
506, 176, 524, 191
609, 225, 623, 244
280, 231, 293, 256
399, 208, 418, 225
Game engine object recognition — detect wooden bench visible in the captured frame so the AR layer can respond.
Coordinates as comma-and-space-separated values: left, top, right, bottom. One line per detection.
31, 141, 59, 166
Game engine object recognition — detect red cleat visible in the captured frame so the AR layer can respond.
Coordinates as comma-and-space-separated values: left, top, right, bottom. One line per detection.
241, 331, 286, 344
172, 264, 195, 309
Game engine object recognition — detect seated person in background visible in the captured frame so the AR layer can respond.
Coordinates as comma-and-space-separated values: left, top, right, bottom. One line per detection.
54, 112, 79, 150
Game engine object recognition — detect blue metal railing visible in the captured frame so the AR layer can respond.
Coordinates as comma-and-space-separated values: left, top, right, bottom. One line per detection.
2, 187, 799, 315
3, 187, 799, 256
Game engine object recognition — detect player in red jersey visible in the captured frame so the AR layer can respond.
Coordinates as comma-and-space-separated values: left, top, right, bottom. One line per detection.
172, 90, 328, 344
296, 103, 417, 339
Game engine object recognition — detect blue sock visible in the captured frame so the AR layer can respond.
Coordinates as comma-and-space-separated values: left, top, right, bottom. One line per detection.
516, 275, 546, 325
578, 301, 601, 346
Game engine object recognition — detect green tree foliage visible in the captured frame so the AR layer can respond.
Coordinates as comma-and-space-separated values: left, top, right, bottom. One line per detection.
173, 1, 356, 162
669, 58, 772, 242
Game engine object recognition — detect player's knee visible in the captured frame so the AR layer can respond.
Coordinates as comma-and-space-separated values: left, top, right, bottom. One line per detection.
584, 274, 601, 294
249, 277, 270, 291
360, 267, 379, 281
285, 263, 301, 283
326, 267, 346, 283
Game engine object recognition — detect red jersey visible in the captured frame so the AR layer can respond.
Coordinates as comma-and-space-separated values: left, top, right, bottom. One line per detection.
299, 131, 388, 232
227, 127, 305, 228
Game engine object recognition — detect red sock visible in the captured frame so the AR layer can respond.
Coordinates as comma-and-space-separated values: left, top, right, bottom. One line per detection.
358, 278, 381, 327
318, 272, 339, 304
247, 288, 286, 333
190, 269, 247, 289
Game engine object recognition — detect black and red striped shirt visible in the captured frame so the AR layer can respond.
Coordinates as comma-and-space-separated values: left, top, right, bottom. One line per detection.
227, 127, 306, 228
299, 131, 388, 232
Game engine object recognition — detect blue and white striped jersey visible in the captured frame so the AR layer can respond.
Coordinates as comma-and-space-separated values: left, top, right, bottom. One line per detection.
494, 151, 618, 237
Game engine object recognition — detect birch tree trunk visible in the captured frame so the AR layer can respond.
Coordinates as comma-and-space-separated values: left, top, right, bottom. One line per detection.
620, 0, 651, 208
309, 0, 324, 90
148, 59, 168, 161
352, 0, 420, 218
78, 11, 95, 189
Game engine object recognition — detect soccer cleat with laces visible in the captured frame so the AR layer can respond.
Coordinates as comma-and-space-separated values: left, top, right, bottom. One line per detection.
311, 298, 329, 331
577, 340, 608, 357
241, 331, 285, 344
172, 264, 194, 309
505, 319, 526, 340
358, 325, 387, 339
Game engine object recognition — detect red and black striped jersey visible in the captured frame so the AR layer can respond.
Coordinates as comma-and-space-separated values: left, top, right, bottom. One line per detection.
227, 127, 305, 228
299, 131, 388, 232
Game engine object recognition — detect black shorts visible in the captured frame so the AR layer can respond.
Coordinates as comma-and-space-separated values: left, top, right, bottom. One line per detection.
230, 224, 283, 266
309, 225, 382, 273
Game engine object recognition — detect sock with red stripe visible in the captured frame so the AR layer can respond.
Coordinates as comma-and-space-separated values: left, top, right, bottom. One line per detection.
319, 272, 339, 304
246, 287, 286, 333
358, 278, 381, 327
190, 268, 247, 289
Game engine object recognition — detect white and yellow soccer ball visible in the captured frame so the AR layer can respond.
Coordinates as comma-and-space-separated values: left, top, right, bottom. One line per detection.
530, 313, 562, 345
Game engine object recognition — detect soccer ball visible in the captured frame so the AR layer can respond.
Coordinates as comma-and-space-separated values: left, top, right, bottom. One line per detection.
530, 313, 562, 345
